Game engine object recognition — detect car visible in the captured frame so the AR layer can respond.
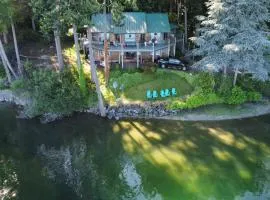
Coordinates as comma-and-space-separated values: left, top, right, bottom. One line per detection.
157, 58, 188, 71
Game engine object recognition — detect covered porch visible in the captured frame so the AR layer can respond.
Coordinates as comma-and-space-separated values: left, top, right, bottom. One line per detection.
82, 38, 176, 68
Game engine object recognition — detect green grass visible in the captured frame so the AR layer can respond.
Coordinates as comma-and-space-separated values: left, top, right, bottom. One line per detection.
121, 71, 194, 101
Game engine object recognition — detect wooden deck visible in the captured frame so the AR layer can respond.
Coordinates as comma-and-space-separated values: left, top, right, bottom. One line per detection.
82, 41, 173, 53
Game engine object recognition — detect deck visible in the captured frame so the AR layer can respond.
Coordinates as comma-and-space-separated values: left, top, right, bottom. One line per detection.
82, 41, 173, 53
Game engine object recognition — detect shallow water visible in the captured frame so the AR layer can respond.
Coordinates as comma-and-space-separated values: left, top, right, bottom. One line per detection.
0, 103, 270, 200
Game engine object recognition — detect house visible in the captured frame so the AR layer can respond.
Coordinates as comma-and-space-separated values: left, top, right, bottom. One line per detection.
82, 12, 176, 68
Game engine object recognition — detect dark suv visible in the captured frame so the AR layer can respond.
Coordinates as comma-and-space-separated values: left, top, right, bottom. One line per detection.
157, 58, 188, 71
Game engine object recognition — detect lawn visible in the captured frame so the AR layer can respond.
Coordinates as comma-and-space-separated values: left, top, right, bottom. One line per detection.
108, 69, 194, 103
123, 74, 193, 101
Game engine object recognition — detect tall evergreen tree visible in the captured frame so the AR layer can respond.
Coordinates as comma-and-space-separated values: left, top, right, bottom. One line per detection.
191, 0, 270, 84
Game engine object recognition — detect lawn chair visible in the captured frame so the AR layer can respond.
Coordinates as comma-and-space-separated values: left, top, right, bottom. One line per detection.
172, 88, 177, 96
146, 90, 152, 99
165, 89, 171, 97
160, 89, 166, 98
153, 90, 158, 98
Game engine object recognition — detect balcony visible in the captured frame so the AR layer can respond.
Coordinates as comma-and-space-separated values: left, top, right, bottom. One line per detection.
82, 40, 174, 53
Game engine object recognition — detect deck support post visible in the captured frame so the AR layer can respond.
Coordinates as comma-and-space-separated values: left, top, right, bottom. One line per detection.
168, 37, 171, 57
173, 36, 176, 57
136, 42, 139, 68
121, 34, 124, 69
118, 53, 121, 65
152, 43, 155, 63
121, 52, 124, 69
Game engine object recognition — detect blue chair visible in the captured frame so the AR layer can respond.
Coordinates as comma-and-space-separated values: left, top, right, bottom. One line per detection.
165, 89, 170, 97
153, 90, 158, 98
160, 89, 166, 98
146, 90, 152, 99
172, 88, 177, 96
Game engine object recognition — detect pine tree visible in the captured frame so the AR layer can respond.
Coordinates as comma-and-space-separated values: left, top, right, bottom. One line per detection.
191, 0, 270, 84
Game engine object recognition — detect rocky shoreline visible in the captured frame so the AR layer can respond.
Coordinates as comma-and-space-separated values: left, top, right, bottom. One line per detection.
0, 90, 29, 107
1, 89, 270, 123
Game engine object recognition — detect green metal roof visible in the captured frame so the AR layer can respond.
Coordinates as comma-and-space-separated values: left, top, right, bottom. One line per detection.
91, 12, 170, 33
146, 13, 171, 33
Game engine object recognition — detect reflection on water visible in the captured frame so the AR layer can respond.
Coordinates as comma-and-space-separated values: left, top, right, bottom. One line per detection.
0, 103, 270, 200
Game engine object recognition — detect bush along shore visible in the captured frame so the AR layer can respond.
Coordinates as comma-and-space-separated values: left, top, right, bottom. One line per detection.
0, 64, 270, 123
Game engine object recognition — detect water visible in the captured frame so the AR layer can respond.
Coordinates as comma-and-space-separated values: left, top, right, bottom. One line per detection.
0, 103, 270, 200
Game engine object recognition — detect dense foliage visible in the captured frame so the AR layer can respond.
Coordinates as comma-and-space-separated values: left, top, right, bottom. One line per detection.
167, 72, 265, 110
23, 66, 96, 116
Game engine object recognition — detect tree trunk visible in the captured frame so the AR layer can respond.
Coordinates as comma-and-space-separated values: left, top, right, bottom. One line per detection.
11, 20, 22, 75
184, 5, 188, 46
54, 28, 64, 70
169, 0, 173, 13
73, 24, 82, 68
0, 39, 12, 83
177, 0, 182, 25
103, 0, 110, 86
223, 65, 227, 77
0, 38, 17, 79
87, 27, 106, 117
3, 32, 8, 44
233, 67, 239, 86
31, 17, 36, 32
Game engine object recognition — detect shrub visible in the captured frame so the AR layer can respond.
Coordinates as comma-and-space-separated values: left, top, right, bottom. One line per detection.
0, 78, 6, 90
0, 64, 6, 78
25, 68, 92, 116
195, 72, 215, 93
246, 91, 262, 102
216, 76, 233, 99
261, 81, 270, 97
24, 60, 35, 76
10, 79, 25, 91
167, 99, 186, 110
167, 91, 222, 110
237, 75, 265, 92
185, 92, 222, 109
227, 86, 247, 105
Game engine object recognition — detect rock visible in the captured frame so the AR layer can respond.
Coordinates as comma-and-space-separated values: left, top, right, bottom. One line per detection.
40, 113, 63, 124
0, 90, 29, 106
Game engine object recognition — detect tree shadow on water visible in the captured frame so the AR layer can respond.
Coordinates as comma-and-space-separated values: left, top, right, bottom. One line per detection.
111, 116, 270, 200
